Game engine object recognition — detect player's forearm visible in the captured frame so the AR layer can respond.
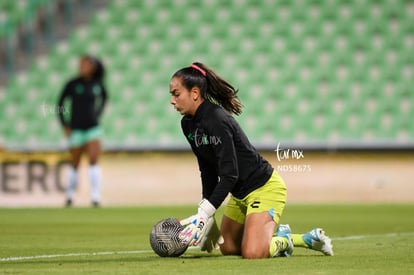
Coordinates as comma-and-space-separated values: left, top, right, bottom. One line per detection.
201, 172, 218, 198
207, 175, 238, 209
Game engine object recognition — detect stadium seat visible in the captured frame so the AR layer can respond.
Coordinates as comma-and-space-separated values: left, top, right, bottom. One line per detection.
1, 0, 413, 149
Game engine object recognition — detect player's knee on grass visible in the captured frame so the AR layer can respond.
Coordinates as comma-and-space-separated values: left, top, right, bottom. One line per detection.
219, 231, 242, 255
220, 215, 244, 256
241, 241, 270, 259
219, 241, 241, 256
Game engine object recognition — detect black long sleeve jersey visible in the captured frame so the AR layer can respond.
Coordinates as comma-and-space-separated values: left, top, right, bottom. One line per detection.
181, 100, 274, 209
57, 77, 108, 130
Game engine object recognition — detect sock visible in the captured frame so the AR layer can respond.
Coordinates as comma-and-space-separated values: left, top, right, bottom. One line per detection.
66, 166, 78, 200
269, 237, 288, 257
89, 164, 101, 202
292, 234, 309, 248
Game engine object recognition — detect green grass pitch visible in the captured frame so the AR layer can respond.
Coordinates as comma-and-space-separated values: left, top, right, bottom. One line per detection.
0, 205, 413, 274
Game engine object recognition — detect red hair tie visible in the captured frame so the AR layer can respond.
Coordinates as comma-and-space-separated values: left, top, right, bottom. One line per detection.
190, 64, 206, 76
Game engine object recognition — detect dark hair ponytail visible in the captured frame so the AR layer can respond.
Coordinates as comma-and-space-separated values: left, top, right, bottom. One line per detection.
93, 59, 105, 82
172, 62, 243, 115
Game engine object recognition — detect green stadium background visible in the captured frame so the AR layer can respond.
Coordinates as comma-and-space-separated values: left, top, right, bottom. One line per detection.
0, 0, 413, 206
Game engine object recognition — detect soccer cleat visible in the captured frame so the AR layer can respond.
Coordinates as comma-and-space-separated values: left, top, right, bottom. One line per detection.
92, 201, 100, 208
275, 224, 294, 257
302, 228, 334, 256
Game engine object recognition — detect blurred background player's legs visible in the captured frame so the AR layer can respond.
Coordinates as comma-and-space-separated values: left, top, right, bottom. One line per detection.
87, 139, 102, 207
66, 146, 83, 207
65, 128, 102, 207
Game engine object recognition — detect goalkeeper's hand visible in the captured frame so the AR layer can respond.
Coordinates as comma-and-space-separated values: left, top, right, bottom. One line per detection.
199, 217, 224, 253
179, 199, 216, 246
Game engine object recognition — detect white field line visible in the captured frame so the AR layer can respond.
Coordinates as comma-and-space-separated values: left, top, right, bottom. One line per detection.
0, 250, 152, 262
1, 232, 413, 262
331, 231, 414, 241
0, 246, 198, 262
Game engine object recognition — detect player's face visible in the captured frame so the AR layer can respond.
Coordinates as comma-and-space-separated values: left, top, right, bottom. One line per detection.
79, 57, 95, 79
169, 77, 198, 116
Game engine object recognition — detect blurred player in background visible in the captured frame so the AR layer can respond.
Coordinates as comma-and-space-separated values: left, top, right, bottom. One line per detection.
57, 55, 108, 207
169, 62, 333, 259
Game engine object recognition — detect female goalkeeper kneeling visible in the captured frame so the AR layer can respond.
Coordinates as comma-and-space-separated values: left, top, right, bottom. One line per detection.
170, 62, 333, 259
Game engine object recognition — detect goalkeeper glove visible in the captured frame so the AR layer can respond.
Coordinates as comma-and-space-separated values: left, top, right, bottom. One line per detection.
179, 199, 216, 246
199, 217, 224, 253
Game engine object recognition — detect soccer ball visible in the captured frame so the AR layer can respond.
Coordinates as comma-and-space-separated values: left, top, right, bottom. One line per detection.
149, 218, 189, 257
